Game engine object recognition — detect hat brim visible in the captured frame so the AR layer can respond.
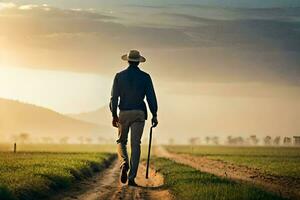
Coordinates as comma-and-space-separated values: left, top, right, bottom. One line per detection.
121, 54, 146, 63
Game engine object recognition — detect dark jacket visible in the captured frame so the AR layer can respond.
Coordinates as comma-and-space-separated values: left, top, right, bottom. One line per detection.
110, 65, 158, 120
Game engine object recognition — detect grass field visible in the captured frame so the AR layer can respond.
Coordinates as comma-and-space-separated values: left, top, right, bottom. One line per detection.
153, 157, 285, 200
2, 144, 297, 200
0, 152, 115, 200
166, 145, 300, 178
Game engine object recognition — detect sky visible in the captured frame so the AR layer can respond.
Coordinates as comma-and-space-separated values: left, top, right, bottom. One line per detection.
0, 66, 111, 112
0, 0, 300, 137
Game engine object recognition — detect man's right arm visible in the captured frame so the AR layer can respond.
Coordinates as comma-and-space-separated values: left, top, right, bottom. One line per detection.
145, 74, 158, 127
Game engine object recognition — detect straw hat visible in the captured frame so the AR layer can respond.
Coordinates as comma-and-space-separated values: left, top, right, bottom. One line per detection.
121, 50, 146, 62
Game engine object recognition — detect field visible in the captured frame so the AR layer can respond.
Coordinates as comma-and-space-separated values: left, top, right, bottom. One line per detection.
0, 144, 299, 200
166, 145, 300, 178
0, 152, 115, 200
153, 157, 284, 200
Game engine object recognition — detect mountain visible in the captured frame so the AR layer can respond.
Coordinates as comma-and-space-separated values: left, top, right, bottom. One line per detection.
68, 106, 111, 126
0, 98, 112, 141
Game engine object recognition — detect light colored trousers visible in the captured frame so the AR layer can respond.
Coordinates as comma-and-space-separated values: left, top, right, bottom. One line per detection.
117, 110, 145, 180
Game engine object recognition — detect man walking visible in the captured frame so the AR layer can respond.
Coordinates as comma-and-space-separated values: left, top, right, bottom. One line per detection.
110, 50, 158, 186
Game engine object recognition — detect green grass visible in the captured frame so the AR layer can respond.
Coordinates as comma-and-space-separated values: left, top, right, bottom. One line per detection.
166, 145, 300, 178
0, 152, 115, 200
153, 157, 285, 200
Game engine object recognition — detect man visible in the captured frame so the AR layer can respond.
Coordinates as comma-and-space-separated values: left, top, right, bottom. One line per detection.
110, 50, 158, 186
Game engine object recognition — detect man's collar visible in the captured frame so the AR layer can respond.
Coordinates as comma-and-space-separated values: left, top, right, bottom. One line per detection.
128, 65, 140, 70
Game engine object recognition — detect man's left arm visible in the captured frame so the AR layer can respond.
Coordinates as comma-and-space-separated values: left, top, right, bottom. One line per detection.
110, 73, 120, 127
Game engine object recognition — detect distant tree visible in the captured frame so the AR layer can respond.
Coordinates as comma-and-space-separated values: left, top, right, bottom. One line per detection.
236, 137, 244, 145
227, 136, 233, 145
249, 135, 259, 145
283, 137, 292, 145
19, 133, 30, 144
85, 137, 93, 144
273, 136, 281, 145
264, 136, 272, 145
227, 136, 244, 145
60, 137, 69, 144
205, 137, 210, 144
189, 137, 200, 145
211, 136, 219, 145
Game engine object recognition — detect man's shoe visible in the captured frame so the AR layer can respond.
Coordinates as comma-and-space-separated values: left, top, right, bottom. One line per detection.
128, 179, 138, 187
120, 164, 128, 184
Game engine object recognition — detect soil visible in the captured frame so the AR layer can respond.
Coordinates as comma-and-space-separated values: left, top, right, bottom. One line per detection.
155, 146, 300, 200
50, 159, 173, 200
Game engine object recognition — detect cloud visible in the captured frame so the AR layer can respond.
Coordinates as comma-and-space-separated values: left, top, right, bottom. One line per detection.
160, 13, 219, 24
179, 1, 300, 9
0, 2, 16, 9
233, 7, 300, 19
0, 3, 300, 86
164, 6, 300, 22
19, 4, 39, 10
1, 3, 116, 20
123, 4, 168, 9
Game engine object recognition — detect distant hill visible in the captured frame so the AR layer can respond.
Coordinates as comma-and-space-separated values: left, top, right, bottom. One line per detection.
68, 106, 111, 126
0, 98, 112, 141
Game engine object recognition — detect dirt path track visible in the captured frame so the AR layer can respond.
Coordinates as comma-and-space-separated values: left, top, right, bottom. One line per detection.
156, 146, 300, 200
52, 159, 172, 200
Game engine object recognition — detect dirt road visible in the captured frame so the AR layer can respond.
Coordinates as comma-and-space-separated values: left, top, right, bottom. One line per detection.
155, 146, 300, 200
52, 159, 172, 200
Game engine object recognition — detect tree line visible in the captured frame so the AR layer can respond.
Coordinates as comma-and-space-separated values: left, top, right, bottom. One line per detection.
169, 135, 295, 146
10, 133, 114, 144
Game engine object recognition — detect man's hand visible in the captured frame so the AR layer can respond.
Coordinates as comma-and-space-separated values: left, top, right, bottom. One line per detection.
152, 116, 158, 128
112, 116, 119, 128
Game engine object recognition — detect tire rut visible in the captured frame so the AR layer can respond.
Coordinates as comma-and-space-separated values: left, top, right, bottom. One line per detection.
156, 146, 300, 200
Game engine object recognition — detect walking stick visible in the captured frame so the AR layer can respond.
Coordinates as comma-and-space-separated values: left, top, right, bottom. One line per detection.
145, 126, 154, 179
